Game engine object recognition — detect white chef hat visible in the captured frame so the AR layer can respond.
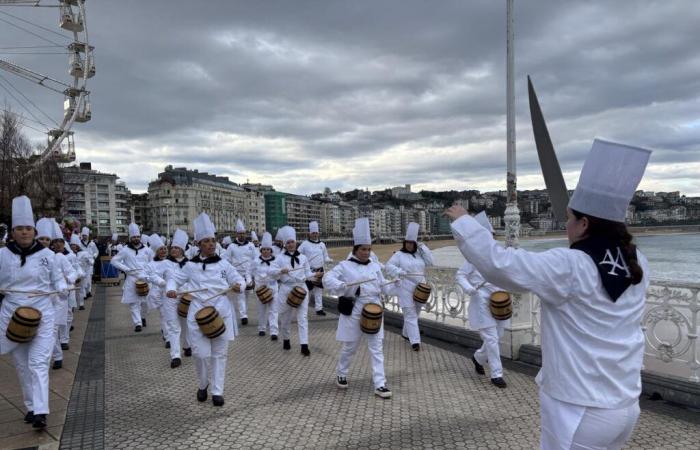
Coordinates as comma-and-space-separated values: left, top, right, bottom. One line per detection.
474, 211, 494, 233
235, 219, 245, 233
260, 232, 273, 249
569, 138, 652, 223
52, 220, 64, 241
128, 223, 140, 238
171, 228, 188, 250
111, 232, 118, 241
81, 226, 90, 237
251, 231, 258, 242
280, 225, 296, 243
274, 229, 282, 241
149, 234, 165, 251
11, 195, 34, 229
353, 218, 372, 246
222, 236, 232, 245
405, 222, 419, 242
70, 234, 82, 247
309, 221, 319, 233
194, 212, 216, 242
36, 218, 54, 239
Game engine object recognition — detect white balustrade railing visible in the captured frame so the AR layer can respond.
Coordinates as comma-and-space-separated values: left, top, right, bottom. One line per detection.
328, 264, 700, 383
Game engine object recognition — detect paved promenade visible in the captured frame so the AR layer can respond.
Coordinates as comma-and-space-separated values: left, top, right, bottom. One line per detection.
2, 285, 699, 449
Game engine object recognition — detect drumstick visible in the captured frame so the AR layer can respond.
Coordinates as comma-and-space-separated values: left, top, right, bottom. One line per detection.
28, 287, 80, 298
381, 279, 400, 286
176, 287, 208, 296
346, 278, 376, 287
0, 289, 40, 294
201, 284, 242, 302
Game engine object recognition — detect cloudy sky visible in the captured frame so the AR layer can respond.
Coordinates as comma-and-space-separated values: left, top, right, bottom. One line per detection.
2, 0, 699, 196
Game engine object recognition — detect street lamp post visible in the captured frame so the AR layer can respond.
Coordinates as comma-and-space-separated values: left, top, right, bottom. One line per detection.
504, 0, 521, 248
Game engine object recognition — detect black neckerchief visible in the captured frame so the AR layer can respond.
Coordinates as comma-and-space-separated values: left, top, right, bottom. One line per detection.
127, 242, 144, 255
349, 257, 370, 266
153, 255, 165, 262
284, 250, 300, 268
259, 255, 275, 266
81, 239, 89, 247
167, 255, 188, 268
62, 249, 70, 255
190, 253, 221, 271
400, 247, 417, 258
7, 241, 45, 267
234, 239, 248, 246
570, 236, 633, 302
308, 239, 321, 244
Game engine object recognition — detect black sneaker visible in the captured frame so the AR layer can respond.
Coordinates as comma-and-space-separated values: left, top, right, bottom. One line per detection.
472, 356, 485, 375
170, 358, 181, 369
184, 347, 192, 357
86, 292, 92, 299
32, 414, 47, 429
258, 331, 265, 337
336, 376, 348, 389
412, 343, 420, 352
270, 334, 278, 341
70, 325, 74, 332
79, 306, 85, 310
142, 318, 147, 327
241, 317, 248, 325
165, 341, 171, 349
374, 386, 392, 399
24, 411, 34, 423
301, 344, 310, 356
197, 386, 208, 402
52, 360, 63, 370
212, 395, 224, 407
61, 343, 69, 351
316, 310, 326, 316
283, 339, 291, 350
491, 377, 507, 389
134, 325, 142, 332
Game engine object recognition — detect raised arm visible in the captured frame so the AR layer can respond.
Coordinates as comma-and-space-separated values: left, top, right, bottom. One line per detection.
418, 243, 434, 266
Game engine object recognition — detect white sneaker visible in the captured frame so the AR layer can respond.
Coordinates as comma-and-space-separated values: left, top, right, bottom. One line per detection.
336, 376, 348, 389
374, 386, 392, 399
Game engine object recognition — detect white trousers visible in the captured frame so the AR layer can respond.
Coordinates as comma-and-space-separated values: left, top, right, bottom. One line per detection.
256, 301, 270, 332
160, 300, 181, 359
59, 307, 72, 344
268, 295, 281, 336
179, 316, 191, 349
336, 335, 386, 389
401, 301, 423, 345
52, 325, 63, 361
11, 320, 54, 414
540, 390, 640, 450
193, 336, 229, 395
278, 296, 309, 344
129, 302, 148, 326
228, 291, 248, 319
474, 322, 506, 378
77, 286, 86, 307
310, 286, 323, 311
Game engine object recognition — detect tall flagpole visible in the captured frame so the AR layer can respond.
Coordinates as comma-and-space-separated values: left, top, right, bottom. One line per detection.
504, 0, 521, 248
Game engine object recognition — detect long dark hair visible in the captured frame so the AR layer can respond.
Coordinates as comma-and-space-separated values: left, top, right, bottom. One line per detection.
571, 209, 643, 284
400, 240, 416, 254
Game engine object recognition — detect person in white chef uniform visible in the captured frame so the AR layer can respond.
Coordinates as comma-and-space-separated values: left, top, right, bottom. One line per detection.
166, 213, 244, 406
385, 222, 433, 351
79, 226, 98, 299
166, 229, 193, 358
225, 219, 256, 326
455, 211, 509, 388
0, 196, 68, 429
445, 139, 652, 450
251, 232, 278, 337
323, 218, 399, 399
298, 221, 333, 316
110, 223, 154, 332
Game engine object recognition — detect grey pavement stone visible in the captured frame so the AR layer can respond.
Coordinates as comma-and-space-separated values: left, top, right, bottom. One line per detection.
97, 286, 700, 449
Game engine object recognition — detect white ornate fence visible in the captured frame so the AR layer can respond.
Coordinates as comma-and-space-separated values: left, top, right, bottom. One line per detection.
368, 266, 700, 383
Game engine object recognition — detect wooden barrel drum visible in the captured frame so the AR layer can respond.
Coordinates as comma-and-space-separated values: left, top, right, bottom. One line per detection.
256, 286, 274, 304
6, 307, 42, 343
489, 291, 512, 320
413, 282, 431, 304
286, 286, 307, 308
177, 294, 192, 318
195, 306, 226, 339
135, 279, 149, 297
360, 303, 383, 334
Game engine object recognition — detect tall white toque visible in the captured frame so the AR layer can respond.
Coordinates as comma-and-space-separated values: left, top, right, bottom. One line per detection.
149, 234, 165, 251
171, 228, 188, 250
128, 223, 140, 238
260, 232, 273, 249
275, 229, 283, 242
11, 195, 34, 228
353, 218, 372, 246
309, 221, 319, 233
111, 232, 118, 241
81, 226, 90, 237
405, 222, 419, 242
235, 219, 246, 233
568, 138, 652, 223
222, 236, 232, 246
70, 234, 82, 247
280, 225, 296, 243
36, 218, 54, 239
194, 212, 216, 242
250, 231, 258, 242
474, 211, 494, 233
52, 220, 65, 241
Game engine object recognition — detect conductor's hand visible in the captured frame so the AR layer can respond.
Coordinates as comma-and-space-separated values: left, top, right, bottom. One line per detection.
445, 205, 468, 222
166, 290, 177, 299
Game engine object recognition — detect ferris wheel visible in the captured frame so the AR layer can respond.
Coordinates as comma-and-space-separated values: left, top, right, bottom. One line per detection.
0, 0, 94, 165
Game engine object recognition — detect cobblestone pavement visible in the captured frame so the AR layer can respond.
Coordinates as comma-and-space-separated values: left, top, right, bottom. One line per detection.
102, 286, 699, 450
